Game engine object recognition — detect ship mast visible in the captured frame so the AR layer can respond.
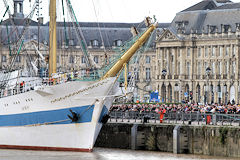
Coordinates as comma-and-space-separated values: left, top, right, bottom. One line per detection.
101, 22, 157, 80
49, 0, 57, 77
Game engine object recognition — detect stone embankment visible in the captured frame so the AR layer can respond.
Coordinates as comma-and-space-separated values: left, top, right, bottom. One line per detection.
95, 123, 240, 158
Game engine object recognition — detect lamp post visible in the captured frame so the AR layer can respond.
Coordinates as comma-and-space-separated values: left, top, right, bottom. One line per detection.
206, 67, 211, 104
162, 69, 167, 102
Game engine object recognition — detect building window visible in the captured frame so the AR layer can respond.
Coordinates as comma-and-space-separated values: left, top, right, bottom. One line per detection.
198, 47, 201, 57
81, 56, 86, 64
212, 47, 216, 57
179, 49, 181, 57
197, 62, 201, 75
33, 34, 37, 40
232, 45, 236, 56
212, 62, 215, 74
43, 40, 48, 45
134, 68, 139, 80
219, 46, 223, 57
218, 62, 222, 75
225, 61, 229, 74
69, 39, 74, 46
93, 56, 98, 63
210, 25, 216, 33
69, 55, 74, 63
158, 49, 163, 59
226, 46, 229, 56
205, 47, 208, 57
115, 40, 122, 47
177, 62, 180, 75
187, 48, 190, 57
146, 56, 150, 63
91, 40, 99, 47
2, 55, 6, 62
146, 68, 151, 80
232, 61, 236, 74
223, 25, 230, 33
15, 55, 21, 63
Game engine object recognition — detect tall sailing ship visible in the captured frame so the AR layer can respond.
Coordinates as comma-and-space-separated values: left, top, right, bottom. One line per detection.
0, 0, 157, 151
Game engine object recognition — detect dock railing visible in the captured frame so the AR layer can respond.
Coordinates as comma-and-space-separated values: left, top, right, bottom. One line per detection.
109, 111, 240, 126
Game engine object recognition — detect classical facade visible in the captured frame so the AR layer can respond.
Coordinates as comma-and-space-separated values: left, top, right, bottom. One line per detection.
155, 0, 240, 104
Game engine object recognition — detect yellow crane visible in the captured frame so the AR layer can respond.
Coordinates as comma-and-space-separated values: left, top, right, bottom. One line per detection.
101, 22, 157, 80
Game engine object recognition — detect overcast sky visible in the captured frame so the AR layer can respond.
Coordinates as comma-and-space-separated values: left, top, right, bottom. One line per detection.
0, 0, 240, 23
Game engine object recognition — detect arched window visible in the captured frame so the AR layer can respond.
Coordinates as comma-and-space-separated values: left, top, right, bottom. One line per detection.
146, 56, 150, 63
146, 68, 151, 80
81, 56, 86, 64
2, 55, 6, 62
15, 55, 21, 63
93, 56, 98, 63
69, 55, 74, 63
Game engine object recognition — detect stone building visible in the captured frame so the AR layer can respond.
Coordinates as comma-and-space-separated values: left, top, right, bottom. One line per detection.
3, 0, 240, 104
0, 0, 169, 102
155, 0, 240, 104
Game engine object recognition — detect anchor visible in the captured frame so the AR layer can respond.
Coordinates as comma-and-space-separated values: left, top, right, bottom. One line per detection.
67, 109, 79, 122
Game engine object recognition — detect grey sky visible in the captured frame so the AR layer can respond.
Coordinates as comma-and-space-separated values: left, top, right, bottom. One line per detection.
0, 0, 240, 23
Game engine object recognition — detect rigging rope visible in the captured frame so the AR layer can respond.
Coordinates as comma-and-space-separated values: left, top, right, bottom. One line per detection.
65, 0, 92, 68
61, 0, 69, 46
6, 24, 12, 56
91, 0, 107, 53
0, 5, 9, 25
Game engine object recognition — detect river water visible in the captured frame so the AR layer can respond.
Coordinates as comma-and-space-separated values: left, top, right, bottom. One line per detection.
0, 148, 237, 160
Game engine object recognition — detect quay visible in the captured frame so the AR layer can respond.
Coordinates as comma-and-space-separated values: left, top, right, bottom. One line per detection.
95, 113, 240, 158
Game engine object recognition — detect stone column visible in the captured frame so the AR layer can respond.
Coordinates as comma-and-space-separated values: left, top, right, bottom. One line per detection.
174, 48, 178, 77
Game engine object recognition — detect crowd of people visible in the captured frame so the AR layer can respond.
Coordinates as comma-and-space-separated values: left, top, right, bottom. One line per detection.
110, 103, 240, 114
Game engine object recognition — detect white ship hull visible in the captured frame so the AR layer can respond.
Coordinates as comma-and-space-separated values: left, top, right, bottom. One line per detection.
0, 77, 118, 151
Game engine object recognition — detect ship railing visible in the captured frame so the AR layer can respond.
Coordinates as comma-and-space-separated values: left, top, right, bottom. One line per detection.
0, 71, 101, 98
0, 77, 43, 98
109, 111, 240, 126
75, 70, 100, 81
